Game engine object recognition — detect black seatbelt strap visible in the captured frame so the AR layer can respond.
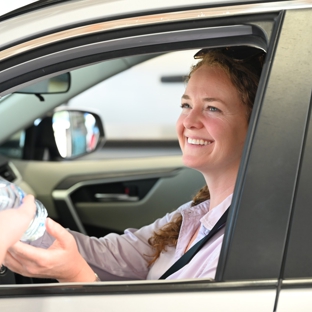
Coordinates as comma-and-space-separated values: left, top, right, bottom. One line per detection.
159, 207, 229, 280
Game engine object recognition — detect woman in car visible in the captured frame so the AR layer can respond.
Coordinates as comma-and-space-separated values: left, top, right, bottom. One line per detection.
3, 46, 265, 281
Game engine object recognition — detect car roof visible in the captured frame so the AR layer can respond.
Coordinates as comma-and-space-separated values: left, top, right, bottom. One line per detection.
0, 0, 267, 21
0, 0, 309, 58
1, 1, 64, 20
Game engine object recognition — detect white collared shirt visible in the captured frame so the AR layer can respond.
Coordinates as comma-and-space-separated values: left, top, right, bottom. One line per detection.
31, 194, 233, 281
147, 194, 232, 280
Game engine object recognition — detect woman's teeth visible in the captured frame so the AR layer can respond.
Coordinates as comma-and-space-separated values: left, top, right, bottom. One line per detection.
187, 138, 212, 145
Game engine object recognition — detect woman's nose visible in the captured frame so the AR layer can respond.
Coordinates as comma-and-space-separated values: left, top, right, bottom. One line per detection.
183, 109, 203, 129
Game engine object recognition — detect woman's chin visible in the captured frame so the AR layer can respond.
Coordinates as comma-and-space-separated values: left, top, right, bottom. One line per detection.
182, 157, 206, 171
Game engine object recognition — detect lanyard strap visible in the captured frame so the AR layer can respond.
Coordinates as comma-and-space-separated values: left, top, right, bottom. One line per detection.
159, 208, 229, 280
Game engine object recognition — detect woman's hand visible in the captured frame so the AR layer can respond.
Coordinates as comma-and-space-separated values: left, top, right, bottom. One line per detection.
0, 195, 36, 263
4, 217, 96, 282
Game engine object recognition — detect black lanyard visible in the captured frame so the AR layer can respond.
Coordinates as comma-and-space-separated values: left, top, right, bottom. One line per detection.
159, 208, 229, 280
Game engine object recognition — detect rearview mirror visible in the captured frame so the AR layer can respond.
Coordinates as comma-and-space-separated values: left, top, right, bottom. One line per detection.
53, 109, 105, 159
16, 73, 70, 94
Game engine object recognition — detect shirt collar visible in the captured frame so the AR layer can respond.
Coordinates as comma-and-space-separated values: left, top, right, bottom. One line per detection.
200, 193, 233, 230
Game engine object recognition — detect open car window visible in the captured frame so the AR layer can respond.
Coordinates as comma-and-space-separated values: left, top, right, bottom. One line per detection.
68, 50, 199, 141
0, 50, 199, 160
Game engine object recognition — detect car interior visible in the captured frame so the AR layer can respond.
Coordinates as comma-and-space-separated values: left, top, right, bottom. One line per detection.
0, 50, 208, 280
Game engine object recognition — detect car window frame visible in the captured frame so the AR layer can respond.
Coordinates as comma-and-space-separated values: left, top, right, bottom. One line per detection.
278, 8, 312, 282
218, 7, 312, 283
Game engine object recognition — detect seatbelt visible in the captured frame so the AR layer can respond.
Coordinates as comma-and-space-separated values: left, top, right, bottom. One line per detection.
159, 208, 229, 280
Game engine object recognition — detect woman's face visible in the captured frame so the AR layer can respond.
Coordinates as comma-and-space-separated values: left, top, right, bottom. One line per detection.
176, 64, 249, 177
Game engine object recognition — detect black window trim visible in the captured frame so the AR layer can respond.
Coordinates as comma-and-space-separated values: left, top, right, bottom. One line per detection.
0, 20, 270, 95
0, 279, 278, 298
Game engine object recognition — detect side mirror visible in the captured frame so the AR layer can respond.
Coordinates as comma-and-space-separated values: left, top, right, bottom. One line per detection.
0, 109, 105, 161
52, 109, 105, 159
16, 73, 71, 94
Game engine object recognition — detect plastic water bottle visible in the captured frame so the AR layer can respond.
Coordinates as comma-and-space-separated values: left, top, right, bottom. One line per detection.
0, 177, 48, 242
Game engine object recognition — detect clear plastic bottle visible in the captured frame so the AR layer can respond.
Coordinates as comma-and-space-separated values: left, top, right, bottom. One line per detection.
0, 177, 48, 242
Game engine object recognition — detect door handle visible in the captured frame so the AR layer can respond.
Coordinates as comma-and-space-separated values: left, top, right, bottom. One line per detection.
95, 193, 139, 202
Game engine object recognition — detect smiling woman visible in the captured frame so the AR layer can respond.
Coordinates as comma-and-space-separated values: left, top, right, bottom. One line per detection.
4, 46, 265, 282
147, 47, 264, 270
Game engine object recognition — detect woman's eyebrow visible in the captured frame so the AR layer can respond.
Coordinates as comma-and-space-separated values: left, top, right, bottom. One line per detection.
203, 97, 225, 104
181, 94, 190, 100
182, 94, 225, 104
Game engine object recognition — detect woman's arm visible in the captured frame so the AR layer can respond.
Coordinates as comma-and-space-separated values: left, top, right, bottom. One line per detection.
4, 207, 182, 282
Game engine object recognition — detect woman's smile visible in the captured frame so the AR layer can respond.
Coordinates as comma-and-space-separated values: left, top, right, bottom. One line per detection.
186, 137, 214, 146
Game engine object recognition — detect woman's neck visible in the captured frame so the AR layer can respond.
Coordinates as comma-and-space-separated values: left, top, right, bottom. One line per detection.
203, 169, 237, 210
208, 186, 234, 210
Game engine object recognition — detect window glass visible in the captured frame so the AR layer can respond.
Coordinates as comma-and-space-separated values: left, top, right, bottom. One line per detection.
0, 130, 25, 159
67, 50, 199, 141
0, 50, 199, 159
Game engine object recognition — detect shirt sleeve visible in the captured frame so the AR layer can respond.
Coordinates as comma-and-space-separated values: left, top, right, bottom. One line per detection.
69, 209, 181, 281
29, 201, 192, 281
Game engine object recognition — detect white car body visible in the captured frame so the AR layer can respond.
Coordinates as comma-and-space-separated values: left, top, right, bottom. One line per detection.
0, 1, 311, 311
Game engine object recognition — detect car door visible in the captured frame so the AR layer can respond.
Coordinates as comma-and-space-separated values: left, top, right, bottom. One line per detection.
274, 9, 312, 308
276, 103, 312, 311
0, 1, 311, 311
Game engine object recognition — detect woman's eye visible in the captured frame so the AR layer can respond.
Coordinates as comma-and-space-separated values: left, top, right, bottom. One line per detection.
207, 106, 220, 112
180, 103, 191, 109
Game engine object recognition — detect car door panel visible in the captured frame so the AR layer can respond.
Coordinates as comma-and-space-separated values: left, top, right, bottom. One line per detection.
217, 7, 312, 282
11, 157, 205, 235
277, 93, 312, 312
0, 280, 277, 312
277, 285, 312, 312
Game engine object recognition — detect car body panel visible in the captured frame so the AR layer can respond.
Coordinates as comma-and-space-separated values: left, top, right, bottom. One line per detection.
0, 279, 278, 311
218, 7, 312, 281
278, 285, 312, 311
0, 0, 308, 52
0, 288, 276, 312
0, 0, 311, 310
